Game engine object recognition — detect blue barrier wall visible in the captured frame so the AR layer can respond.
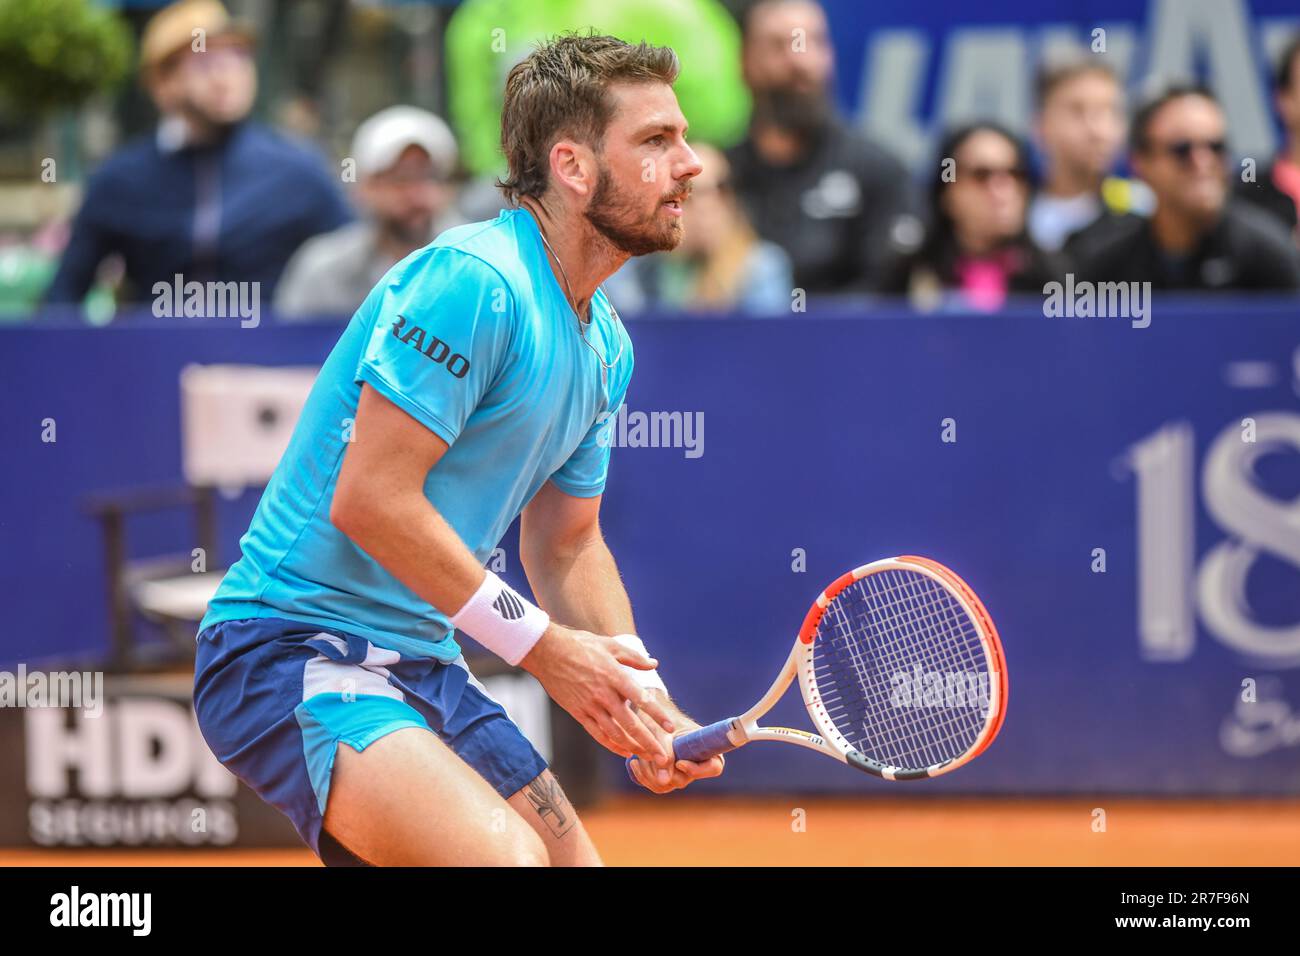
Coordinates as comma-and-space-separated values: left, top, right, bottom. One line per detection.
2, 303, 1299, 793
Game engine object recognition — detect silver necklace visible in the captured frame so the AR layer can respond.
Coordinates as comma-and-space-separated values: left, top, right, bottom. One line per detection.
536, 224, 625, 371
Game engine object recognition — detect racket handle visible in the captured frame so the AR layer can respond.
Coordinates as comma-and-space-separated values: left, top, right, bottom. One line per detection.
624, 718, 739, 783
673, 718, 739, 761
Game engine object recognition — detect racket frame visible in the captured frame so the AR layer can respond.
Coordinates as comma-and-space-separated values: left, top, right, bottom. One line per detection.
702, 556, 1007, 779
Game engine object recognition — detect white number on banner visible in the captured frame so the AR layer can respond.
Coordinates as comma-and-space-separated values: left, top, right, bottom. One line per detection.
1123, 412, 1300, 664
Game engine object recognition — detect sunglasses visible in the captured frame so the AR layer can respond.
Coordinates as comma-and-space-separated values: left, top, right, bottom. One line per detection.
1154, 139, 1228, 164
965, 166, 1029, 185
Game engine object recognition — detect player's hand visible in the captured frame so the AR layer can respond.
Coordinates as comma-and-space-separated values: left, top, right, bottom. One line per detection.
521, 623, 676, 759
626, 717, 726, 793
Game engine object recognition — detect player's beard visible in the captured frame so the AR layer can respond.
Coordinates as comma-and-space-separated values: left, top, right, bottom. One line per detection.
585, 161, 687, 257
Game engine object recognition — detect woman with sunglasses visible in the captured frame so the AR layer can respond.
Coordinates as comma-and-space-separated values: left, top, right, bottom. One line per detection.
881, 122, 1063, 311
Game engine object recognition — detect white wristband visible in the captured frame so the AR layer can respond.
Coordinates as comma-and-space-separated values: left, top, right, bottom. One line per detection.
612, 633, 668, 695
450, 571, 550, 666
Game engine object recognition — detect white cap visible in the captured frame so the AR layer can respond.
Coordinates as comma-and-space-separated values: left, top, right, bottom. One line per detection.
351, 106, 458, 179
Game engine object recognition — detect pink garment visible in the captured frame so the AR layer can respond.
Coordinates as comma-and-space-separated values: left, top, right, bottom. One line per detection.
953, 253, 1013, 311
1272, 157, 1300, 223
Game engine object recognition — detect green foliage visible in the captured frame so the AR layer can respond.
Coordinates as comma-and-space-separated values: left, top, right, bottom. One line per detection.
0, 0, 134, 117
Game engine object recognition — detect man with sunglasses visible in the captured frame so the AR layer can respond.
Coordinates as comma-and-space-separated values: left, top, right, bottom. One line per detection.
1065, 84, 1299, 292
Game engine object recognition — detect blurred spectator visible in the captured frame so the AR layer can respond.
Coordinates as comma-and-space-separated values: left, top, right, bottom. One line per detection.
604, 143, 792, 315
265, 0, 351, 140
446, 0, 749, 181
1066, 85, 1300, 291
275, 107, 465, 319
44, 0, 352, 311
725, 0, 917, 295
1029, 52, 1151, 252
880, 124, 1059, 312
1234, 34, 1300, 242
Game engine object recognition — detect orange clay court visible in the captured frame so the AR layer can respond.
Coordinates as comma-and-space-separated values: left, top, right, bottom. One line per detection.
2, 798, 1297, 867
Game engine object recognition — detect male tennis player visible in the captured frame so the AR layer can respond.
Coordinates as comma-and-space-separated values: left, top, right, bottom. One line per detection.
194, 33, 720, 867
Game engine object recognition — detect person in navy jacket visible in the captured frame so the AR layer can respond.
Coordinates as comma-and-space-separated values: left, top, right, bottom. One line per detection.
45, 0, 352, 312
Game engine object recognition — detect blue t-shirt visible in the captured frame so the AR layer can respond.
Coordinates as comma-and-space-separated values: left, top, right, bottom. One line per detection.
201, 208, 634, 661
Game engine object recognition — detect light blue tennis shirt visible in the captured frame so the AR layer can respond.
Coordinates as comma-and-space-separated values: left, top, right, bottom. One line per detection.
201, 208, 634, 661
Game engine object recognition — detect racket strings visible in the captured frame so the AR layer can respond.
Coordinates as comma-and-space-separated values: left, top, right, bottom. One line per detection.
875, 572, 987, 759
812, 569, 991, 772
817, 583, 980, 769
852, 572, 987, 765
838, 573, 987, 766
817, 597, 968, 769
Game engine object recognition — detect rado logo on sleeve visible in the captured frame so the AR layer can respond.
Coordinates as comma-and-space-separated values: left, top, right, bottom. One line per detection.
391, 315, 471, 379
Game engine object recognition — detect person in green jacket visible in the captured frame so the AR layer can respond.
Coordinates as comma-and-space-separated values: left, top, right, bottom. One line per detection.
446, 0, 749, 178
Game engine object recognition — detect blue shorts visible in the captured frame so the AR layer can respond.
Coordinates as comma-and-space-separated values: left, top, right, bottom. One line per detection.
194, 617, 549, 866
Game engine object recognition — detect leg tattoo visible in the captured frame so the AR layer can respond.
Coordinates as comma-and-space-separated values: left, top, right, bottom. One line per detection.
524, 772, 576, 838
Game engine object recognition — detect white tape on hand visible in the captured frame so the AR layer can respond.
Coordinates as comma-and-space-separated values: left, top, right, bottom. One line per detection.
449, 571, 550, 666
612, 633, 668, 695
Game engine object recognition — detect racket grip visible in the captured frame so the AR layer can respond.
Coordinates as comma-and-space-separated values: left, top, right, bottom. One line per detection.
623, 718, 739, 784
673, 718, 739, 761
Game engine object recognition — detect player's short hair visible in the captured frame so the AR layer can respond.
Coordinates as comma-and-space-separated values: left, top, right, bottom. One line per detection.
1034, 49, 1118, 110
1129, 82, 1220, 153
497, 31, 680, 205
1275, 33, 1300, 92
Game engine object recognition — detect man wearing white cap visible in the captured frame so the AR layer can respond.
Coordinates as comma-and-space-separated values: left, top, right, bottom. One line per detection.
275, 106, 465, 318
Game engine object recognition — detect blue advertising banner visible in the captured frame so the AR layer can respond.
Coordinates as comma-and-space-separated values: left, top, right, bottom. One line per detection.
2, 303, 1298, 794
823, 0, 1300, 171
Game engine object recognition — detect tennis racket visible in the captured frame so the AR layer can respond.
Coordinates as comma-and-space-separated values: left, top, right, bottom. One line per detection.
628, 555, 1007, 781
